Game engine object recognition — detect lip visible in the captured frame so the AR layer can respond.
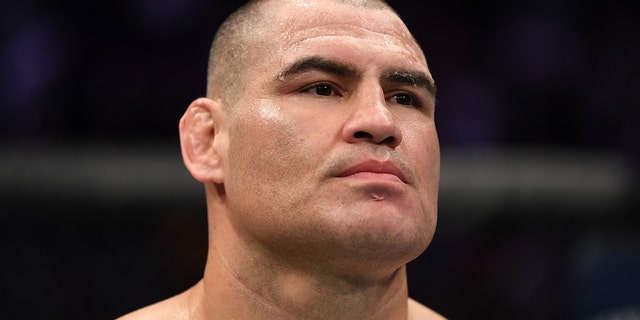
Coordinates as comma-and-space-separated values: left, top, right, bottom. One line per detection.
337, 160, 408, 184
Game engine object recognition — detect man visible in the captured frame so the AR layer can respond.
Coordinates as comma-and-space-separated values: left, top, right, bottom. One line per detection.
119, 0, 443, 318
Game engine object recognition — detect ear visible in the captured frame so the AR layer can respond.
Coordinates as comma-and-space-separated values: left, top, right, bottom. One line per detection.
179, 97, 228, 184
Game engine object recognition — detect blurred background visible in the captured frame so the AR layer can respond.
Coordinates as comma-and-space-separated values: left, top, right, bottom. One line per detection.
1, 0, 638, 319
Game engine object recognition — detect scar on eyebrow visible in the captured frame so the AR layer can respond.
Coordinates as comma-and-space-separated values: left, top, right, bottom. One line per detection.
382, 71, 437, 97
277, 56, 359, 80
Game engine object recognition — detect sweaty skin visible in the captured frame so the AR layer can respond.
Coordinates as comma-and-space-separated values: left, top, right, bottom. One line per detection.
118, 1, 444, 319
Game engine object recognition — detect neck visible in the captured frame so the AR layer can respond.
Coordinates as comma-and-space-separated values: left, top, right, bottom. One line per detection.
200, 246, 410, 320
190, 193, 411, 320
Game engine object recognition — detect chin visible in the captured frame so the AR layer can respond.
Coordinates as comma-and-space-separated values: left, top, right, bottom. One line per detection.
340, 219, 435, 266
331, 232, 433, 283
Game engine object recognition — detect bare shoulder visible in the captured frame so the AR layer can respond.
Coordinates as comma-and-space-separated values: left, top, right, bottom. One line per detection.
116, 294, 188, 320
408, 298, 447, 320
117, 283, 201, 320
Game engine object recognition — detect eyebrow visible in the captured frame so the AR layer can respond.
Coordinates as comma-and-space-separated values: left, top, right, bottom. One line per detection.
382, 70, 437, 97
278, 55, 436, 97
278, 56, 359, 79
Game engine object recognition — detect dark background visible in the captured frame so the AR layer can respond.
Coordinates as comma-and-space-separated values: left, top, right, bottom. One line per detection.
1, 0, 639, 319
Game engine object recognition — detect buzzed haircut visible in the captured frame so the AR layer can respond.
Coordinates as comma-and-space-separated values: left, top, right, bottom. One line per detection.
206, 0, 395, 105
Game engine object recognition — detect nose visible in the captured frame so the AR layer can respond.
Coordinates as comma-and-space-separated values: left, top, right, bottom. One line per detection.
342, 86, 402, 148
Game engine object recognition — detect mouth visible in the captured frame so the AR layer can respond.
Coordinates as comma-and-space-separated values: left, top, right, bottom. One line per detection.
337, 159, 408, 184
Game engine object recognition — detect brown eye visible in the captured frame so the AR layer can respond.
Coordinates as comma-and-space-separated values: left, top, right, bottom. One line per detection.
391, 93, 420, 107
300, 82, 342, 98
313, 84, 333, 96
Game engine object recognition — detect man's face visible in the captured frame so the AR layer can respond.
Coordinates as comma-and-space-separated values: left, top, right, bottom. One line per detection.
221, 0, 440, 273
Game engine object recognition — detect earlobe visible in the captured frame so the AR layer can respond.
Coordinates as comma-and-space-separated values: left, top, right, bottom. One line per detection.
179, 98, 228, 184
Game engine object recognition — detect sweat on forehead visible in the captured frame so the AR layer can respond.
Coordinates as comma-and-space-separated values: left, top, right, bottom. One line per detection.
206, 0, 413, 103
247, 0, 404, 47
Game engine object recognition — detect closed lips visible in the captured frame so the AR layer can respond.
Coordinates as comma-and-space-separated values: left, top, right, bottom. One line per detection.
338, 160, 408, 184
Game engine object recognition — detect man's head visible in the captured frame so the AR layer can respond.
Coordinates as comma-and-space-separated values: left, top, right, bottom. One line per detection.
206, 0, 425, 105
180, 0, 439, 280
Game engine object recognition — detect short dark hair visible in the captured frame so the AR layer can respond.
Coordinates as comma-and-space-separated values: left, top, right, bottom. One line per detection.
205, 0, 395, 105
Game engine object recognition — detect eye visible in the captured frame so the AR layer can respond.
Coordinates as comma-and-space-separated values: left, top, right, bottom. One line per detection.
389, 92, 421, 108
302, 83, 337, 97
314, 84, 333, 96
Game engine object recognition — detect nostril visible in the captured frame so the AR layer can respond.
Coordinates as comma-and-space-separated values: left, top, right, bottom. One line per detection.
354, 131, 372, 139
353, 131, 397, 146
382, 136, 396, 145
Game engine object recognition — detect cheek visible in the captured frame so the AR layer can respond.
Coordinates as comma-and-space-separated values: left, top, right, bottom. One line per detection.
403, 122, 440, 190
222, 103, 331, 240
225, 103, 317, 192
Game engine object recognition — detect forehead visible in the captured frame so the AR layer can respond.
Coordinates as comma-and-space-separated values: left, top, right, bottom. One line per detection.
255, 0, 428, 71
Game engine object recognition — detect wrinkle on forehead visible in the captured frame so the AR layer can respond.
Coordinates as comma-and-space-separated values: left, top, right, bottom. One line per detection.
259, 2, 426, 64
287, 31, 426, 66
278, 4, 410, 42
282, 7, 406, 36
223, 0, 431, 104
